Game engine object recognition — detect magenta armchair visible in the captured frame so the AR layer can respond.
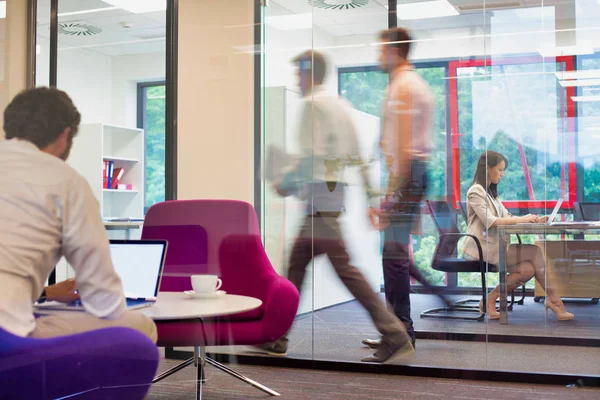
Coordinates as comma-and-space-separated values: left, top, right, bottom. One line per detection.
142, 200, 299, 398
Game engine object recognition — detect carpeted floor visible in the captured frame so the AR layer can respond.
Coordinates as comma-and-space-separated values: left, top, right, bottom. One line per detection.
202, 294, 600, 376
147, 360, 600, 400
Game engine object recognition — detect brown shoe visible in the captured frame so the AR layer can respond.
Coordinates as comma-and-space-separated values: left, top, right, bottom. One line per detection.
361, 339, 414, 364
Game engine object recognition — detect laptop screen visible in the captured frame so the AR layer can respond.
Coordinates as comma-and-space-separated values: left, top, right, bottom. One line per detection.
109, 240, 166, 299
547, 198, 564, 224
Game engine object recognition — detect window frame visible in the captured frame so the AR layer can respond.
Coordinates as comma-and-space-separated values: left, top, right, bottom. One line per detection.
449, 55, 578, 212
337, 55, 586, 290
137, 81, 167, 214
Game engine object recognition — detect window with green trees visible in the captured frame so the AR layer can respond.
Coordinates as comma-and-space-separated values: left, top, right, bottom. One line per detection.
457, 62, 569, 204
139, 83, 166, 213
339, 65, 449, 286
339, 59, 576, 289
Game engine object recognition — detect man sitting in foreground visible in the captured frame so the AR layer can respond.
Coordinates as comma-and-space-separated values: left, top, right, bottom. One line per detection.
0, 87, 156, 341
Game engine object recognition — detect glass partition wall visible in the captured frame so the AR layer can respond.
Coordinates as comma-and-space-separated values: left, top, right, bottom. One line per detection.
258, 0, 600, 380
34, 0, 172, 281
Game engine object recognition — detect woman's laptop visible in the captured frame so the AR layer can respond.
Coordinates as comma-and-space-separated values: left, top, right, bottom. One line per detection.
35, 240, 167, 312
517, 198, 599, 226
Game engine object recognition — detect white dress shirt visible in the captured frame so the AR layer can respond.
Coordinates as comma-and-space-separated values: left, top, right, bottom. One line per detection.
283, 87, 369, 213
0, 139, 126, 337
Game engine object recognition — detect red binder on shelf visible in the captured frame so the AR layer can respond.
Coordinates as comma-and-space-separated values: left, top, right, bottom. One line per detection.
112, 168, 125, 189
102, 161, 108, 189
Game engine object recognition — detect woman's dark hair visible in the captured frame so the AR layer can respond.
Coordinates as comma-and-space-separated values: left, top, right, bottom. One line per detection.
472, 151, 508, 199
4, 87, 81, 149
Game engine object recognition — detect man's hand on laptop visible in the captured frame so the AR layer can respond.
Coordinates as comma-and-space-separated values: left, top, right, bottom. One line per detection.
45, 278, 79, 302
537, 215, 550, 223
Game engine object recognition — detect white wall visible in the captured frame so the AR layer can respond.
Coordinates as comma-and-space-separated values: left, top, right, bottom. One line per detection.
177, 0, 254, 203
57, 47, 113, 124
111, 51, 165, 127
38, 37, 165, 129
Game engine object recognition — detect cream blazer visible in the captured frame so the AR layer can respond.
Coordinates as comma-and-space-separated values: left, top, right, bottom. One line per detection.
462, 184, 511, 265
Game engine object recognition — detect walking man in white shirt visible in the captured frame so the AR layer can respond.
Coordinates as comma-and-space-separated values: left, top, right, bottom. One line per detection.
0, 87, 157, 342
259, 51, 413, 363
363, 28, 435, 350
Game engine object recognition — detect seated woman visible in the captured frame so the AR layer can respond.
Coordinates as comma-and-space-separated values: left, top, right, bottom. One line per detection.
463, 151, 573, 321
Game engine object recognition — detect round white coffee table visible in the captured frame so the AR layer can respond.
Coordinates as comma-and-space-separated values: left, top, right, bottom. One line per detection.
141, 292, 262, 320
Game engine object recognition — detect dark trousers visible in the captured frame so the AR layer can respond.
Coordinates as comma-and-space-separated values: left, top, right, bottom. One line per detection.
287, 213, 407, 343
382, 161, 429, 340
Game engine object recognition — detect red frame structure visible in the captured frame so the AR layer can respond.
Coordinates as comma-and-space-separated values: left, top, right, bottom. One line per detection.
448, 56, 577, 210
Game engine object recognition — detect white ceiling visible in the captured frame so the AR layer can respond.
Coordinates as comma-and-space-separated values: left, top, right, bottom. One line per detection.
34, 0, 599, 57
268, 0, 586, 39
37, 0, 166, 56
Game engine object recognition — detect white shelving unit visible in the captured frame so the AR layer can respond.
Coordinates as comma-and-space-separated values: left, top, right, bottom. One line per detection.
68, 123, 145, 221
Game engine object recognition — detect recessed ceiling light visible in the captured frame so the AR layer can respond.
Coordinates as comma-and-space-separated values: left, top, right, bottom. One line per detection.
102, 0, 165, 14
572, 95, 600, 102
265, 13, 312, 31
58, 6, 117, 17
559, 78, 600, 88
537, 45, 594, 58
396, 0, 459, 20
556, 69, 600, 80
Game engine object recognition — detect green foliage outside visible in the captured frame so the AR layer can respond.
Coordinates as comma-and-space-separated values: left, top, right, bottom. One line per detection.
338, 60, 598, 288
143, 85, 166, 212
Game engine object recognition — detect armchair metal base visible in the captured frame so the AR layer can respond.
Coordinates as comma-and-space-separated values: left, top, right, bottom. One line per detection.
153, 346, 280, 399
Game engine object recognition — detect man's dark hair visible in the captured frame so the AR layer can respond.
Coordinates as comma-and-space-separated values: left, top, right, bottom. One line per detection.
4, 87, 81, 149
380, 27, 412, 59
472, 150, 508, 199
292, 50, 327, 85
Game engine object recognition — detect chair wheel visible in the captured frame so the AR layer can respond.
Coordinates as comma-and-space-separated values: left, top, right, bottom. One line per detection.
534, 297, 542, 303
592, 298, 599, 304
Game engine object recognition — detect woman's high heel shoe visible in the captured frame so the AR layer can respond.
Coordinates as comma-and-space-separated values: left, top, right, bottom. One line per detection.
479, 299, 500, 320
544, 298, 574, 321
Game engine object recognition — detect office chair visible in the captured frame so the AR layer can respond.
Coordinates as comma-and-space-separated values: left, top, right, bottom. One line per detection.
420, 200, 492, 321
458, 201, 526, 310
574, 202, 600, 221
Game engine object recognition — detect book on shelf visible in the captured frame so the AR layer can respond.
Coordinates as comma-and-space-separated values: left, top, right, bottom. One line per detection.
102, 161, 108, 189
102, 161, 128, 190
107, 161, 114, 188
112, 167, 125, 188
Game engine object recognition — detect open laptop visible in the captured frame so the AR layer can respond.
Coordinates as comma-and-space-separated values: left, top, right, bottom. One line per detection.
35, 240, 167, 312
517, 198, 598, 226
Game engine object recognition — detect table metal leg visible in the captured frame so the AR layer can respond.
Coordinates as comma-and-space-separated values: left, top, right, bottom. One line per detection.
194, 346, 202, 400
152, 357, 195, 383
204, 356, 280, 396
499, 232, 508, 325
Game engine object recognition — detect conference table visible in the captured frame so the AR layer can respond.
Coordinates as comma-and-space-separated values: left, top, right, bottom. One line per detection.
496, 223, 600, 324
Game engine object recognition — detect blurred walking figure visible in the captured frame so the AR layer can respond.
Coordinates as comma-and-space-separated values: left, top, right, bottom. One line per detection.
259, 50, 414, 364
363, 28, 442, 350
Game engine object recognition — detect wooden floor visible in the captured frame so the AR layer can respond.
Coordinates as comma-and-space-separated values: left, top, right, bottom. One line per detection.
147, 360, 600, 400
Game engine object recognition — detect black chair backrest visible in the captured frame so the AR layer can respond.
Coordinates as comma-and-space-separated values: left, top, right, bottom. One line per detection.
573, 202, 583, 221
457, 201, 469, 221
576, 202, 600, 221
426, 200, 460, 260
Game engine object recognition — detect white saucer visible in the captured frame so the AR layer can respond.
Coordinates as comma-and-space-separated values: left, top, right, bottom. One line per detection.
184, 290, 226, 299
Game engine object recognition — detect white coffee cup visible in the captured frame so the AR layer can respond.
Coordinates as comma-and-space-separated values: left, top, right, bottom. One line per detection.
191, 275, 222, 294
